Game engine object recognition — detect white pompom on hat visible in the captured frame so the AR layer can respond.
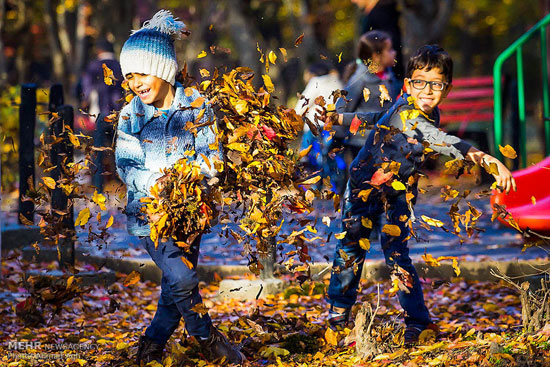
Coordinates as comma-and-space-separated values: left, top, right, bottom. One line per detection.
120, 10, 186, 85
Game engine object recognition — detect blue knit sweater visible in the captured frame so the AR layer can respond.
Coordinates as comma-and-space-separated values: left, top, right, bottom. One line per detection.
115, 82, 221, 236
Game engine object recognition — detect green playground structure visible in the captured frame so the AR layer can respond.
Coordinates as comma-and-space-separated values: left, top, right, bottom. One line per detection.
493, 13, 550, 167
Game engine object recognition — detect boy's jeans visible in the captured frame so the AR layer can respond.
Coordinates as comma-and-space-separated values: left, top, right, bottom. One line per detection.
140, 235, 212, 344
327, 183, 432, 329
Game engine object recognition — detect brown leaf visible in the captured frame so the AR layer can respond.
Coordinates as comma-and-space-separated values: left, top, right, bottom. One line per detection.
123, 270, 141, 287
294, 33, 305, 47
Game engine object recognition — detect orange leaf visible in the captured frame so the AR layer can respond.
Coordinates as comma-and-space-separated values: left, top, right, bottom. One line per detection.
499, 144, 517, 159
123, 270, 141, 287
190, 97, 205, 108
181, 256, 194, 269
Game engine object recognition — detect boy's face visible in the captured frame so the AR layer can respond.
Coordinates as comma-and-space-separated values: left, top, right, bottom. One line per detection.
126, 73, 173, 109
404, 67, 452, 115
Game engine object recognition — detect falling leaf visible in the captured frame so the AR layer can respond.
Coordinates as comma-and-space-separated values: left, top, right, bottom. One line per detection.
123, 270, 141, 287
92, 190, 107, 211
499, 144, 517, 159
300, 176, 321, 185
75, 208, 91, 227
262, 74, 274, 93
199, 68, 210, 77
322, 216, 331, 227
421, 215, 444, 227
359, 238, 370, 251
391, 180, 406, 191
335, 231, 347, 240
349, 116, 362, 135
358, 189, 372, 202
532, 196, 536, 205
268, 51, 277, 64
452, 258, 461, 276
197, 50, 207, 58
42, 177, 56, 190
382, 224, 401, 237
379, 84, 392, 107
298, 145, 313, 160
181, 256, 194, 269
102, 63, 116, 86
370, 169, 393, 186
106, 215, 114, 229
190, 97, 205, 108
294, 33, 305, 47
337, 51, 342, 63
363, 88, 371, 102
361, 217, 372, 229
279, 47, 288, 62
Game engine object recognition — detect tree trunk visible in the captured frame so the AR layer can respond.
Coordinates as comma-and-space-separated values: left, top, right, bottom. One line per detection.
44, 0, 68, 82
398, 0, 455, 60
0, 0, 7, 88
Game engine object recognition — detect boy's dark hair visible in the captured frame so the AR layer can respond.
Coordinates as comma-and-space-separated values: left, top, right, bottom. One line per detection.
406, 45, 453, 83
307, 62, 333, 77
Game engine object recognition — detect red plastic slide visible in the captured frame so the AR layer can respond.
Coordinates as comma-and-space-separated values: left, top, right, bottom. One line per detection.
491, 156, 550, 234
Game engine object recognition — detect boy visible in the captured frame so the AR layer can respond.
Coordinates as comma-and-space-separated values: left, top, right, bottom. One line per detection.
114, 10, 245, 365
324, 45, 516, 345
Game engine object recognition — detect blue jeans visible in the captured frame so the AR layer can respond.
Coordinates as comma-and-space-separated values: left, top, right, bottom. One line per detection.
326, 183, 432, 329
141, 236, 212, 344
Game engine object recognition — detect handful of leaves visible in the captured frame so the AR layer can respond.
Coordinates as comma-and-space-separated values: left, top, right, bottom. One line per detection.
140, 158, 216, 250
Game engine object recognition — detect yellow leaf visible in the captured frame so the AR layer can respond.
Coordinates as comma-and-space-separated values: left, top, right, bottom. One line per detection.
382, 224, 401, 237
300, 175, 321, 185
197, 50, 207, 58
106, 215, 114, 229
334, 231, 347, 240
359, 238, 370, 251
116, 342, 129, 350
422, 253, 440, 267
421, 215, 444, 227
68, 132, 80, 148
325, 327, 339, 346
391, 180, 406, 191
532, 196, 536, 205
357, 188, 372, 202
499, 144, 517, 159
123, 270, 140, 287
102, 63, 115, 86
361, 217, 373, 229
262, 74, 274, 93
298, 145, 312, 160
75, 208, 91, 227
181, 256, 194, 269
234, 99, 249, 115
42, 177, 56, 189
66, 275, 74, 288
337, 51, 342, 63
305, 189, 315, 202
92, 190, 107, 210
363, 88, 370, 102
125, 93, 134, 103
226, 142, 250, 152
268, 50, 277, 64
199, 68, 210, 77
452, 258, 461, 277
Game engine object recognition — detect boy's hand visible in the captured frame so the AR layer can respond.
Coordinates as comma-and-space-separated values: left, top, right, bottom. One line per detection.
483, 155, 517, 194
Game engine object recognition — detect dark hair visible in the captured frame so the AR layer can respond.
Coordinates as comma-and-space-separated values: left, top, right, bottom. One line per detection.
307, 62, 332, 77
96, 39, 114, 53
343, 30, 392, 83
406, 45, 453, 83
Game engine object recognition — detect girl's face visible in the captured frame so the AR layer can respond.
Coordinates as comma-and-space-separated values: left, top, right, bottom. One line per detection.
377, 39, 397, 69
126, 73, 174, 109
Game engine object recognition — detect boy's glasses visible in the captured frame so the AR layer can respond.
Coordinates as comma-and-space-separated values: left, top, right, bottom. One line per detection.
409, 79, 448, 91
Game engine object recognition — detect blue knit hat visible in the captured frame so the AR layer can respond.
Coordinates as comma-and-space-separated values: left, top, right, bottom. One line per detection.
120, 10, 186, 85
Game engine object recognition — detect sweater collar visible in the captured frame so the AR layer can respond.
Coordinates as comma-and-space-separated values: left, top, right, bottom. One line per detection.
128, 81, 189, 133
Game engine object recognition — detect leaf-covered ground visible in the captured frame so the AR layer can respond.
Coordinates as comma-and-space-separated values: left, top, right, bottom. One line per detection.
2, 251, 550, 366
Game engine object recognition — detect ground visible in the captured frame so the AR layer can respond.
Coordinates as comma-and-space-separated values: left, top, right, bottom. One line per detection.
1, 251, 550, 367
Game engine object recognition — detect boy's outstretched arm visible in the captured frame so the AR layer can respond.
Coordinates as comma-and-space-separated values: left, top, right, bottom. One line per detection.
465, 146, 517, 194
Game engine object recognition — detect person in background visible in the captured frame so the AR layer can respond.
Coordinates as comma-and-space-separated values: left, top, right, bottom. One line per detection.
80, 38, 124, 191
295, 62, 345, 193
338, 30, 399, 160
